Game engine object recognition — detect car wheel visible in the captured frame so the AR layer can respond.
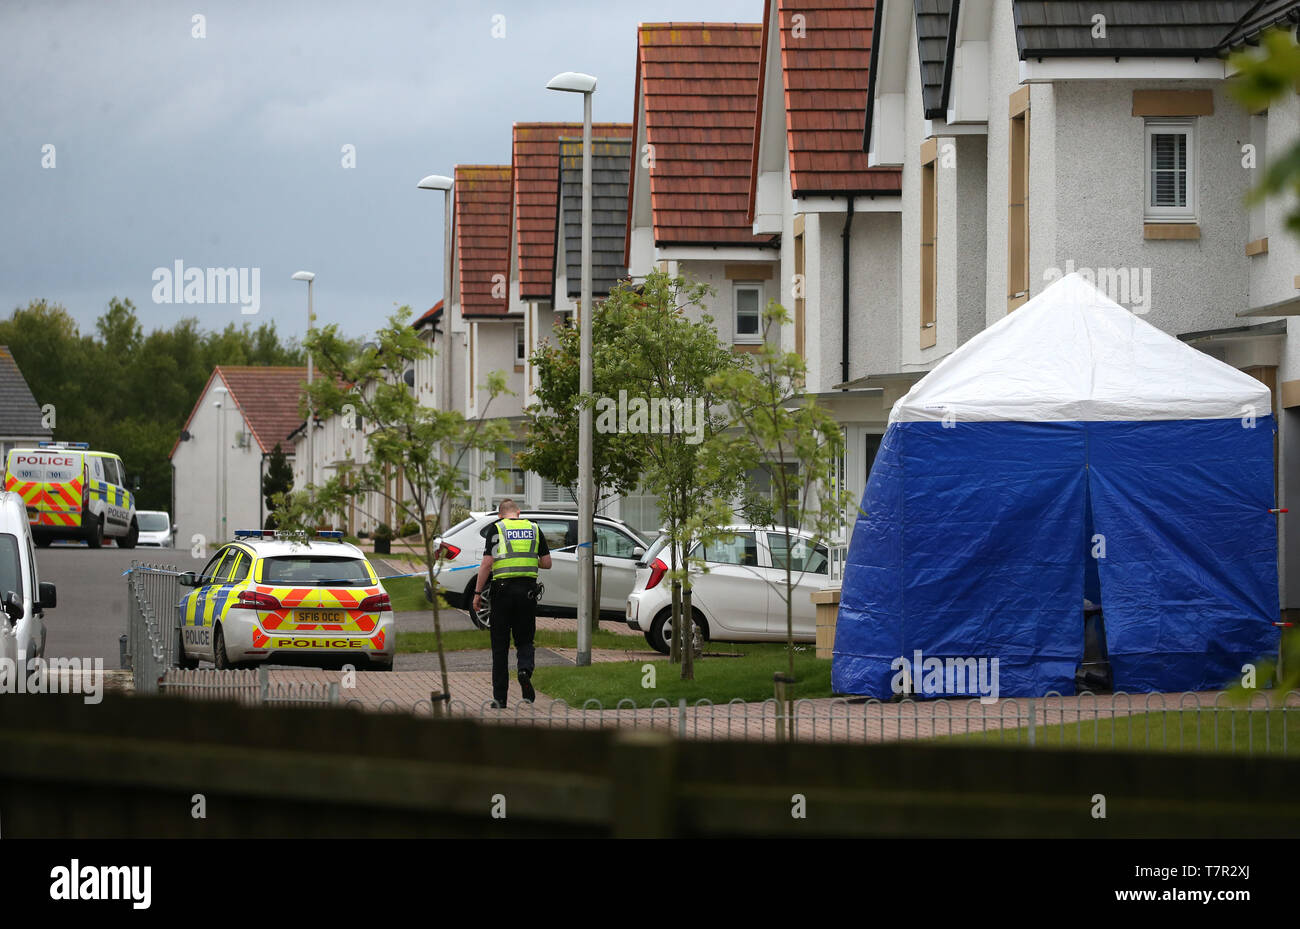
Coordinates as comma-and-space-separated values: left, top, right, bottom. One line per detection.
34, 537, 51, 548
465, 579, 490, 631
212, 625, 232, 670
646, 607, 708, 655
85, 515, 104, 549
370, 659, 395, 672
118, 518, 139, 550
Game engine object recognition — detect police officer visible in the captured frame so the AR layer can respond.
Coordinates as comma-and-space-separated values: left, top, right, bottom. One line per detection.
473, 499, 551, 707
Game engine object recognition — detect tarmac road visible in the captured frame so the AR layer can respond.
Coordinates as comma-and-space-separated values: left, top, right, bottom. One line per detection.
34, 542, 183, 669
35, 546, 494, 671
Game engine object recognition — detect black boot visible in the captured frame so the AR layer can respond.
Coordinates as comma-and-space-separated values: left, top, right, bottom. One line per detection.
518, 669, 536, 703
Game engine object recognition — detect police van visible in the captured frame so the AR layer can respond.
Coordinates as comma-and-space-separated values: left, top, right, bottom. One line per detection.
3, 443, 138, 549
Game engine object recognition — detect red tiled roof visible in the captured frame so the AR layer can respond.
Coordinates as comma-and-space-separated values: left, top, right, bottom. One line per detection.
513, 122, 631, 301
413, 299, 443, 329
751, 0, 900, 211
627, 22, 776, 259
170, 366, 308, 459
454, 166, 512, 318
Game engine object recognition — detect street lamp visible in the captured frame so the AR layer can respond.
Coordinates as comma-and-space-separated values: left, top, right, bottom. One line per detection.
213, 386, 228, 542
548, 70, 597, 666
292, 271, 315, 488
418, 174, 454, 531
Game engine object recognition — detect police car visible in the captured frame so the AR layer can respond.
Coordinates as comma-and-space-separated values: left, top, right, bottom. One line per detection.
177, 530, 395, 671
3, 442, 137, 548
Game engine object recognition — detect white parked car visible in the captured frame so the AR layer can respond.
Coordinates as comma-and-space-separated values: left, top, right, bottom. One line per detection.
0, 491, 56, 664
625, 526, 829, 654
434, 510, 649, 628
135, 510, 173, 547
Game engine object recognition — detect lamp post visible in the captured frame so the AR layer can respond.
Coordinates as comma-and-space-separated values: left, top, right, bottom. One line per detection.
213, 386, 228, 542
418, 174, 454, 531
292, 271, 316, 488
547, 71, 597, 667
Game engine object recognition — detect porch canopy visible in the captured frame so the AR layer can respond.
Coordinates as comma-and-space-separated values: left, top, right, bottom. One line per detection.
833, 273, 1279, 698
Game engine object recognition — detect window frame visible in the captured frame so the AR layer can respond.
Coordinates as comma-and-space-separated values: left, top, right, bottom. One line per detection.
514, 323, 526, 364
733, 282, 764, 344
920, 139, 938, 347
1144, 118, 1197, 223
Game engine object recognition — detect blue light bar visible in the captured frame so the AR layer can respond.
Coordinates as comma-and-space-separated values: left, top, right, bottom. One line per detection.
234, 530, 267, 539
38, 442, 89, 449
317, 530, 343, 539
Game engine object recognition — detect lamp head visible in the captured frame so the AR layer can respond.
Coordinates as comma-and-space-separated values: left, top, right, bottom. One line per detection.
546, 71, 597, 94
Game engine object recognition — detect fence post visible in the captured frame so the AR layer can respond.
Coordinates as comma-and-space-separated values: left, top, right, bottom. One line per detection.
1027, 698, 1036, 747
677, 698, 686, 739
611, 729, 676, 837
258, 665, 269, 704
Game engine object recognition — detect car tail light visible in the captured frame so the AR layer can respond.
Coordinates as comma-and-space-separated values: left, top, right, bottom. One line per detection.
359, 592, 391, 613
237, 590, 281, 611
646, 558, 668, 590
439, 542, 461, 560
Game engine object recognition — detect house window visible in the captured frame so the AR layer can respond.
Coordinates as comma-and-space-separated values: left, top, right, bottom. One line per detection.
734, 283, 763, 343
1145, 119, 1196, 222
493, 442, 525, 498
515, 323, 526, 364
1008, 89, 1030, 311
920, 140, 938, 348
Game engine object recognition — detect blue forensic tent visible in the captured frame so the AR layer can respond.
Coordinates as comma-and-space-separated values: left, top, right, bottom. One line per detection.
833, 273, 1280, 698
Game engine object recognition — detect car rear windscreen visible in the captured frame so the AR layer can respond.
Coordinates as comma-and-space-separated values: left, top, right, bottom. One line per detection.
260, 556, 372, 585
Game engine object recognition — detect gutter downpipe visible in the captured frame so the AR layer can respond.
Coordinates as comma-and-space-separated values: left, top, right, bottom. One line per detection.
841, 196, 855, 390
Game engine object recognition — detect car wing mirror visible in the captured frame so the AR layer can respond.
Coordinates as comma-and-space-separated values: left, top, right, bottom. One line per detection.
178, 571, 199, 588
38, 581, 56, 610
2, 591, 22, 621
632, 546, 646, 559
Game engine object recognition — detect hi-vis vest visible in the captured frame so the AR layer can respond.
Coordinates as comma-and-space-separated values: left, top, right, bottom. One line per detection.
492, 518, 541, 580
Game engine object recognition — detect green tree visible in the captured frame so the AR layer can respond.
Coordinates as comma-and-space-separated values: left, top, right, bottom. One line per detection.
597, 271, 747, 680
711, 302, 848, 722
1, 298, 305, 512
262, 443, 294, 528
272, 307, 514, 700
520, 304, 643, 509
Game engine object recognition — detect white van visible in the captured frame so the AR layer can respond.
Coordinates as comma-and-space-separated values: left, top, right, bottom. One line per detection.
4, 443, 138, 548
0, 491, 56, 663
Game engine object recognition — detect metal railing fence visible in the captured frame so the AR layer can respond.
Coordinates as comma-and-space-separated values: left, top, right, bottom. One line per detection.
124, 561, 181, 694
160, 667, 339, 706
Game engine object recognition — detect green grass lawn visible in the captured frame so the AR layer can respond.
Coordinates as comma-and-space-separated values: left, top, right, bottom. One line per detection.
380, 573, 437, 612
397, 628, 641, 654
942, 708, 1300, 754
532, 642, 831, 707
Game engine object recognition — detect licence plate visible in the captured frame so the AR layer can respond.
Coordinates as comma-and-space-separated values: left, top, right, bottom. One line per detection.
295, 609, 346, 624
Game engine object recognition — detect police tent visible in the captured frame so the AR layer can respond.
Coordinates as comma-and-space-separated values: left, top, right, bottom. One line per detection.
832, 272, 1280, 699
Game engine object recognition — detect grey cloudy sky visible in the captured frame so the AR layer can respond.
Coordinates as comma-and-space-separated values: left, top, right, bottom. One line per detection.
0, 0, 758, 341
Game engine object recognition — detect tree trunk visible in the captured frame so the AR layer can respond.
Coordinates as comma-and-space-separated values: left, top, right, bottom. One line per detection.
681, 582, 695, 680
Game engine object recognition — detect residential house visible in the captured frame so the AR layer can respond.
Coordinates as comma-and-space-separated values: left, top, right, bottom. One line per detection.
864, 0, 1300, 617
626, 22, 780, 341
0, 346, 53, 462
172, 366, 306, 545
747, 0, 904, 525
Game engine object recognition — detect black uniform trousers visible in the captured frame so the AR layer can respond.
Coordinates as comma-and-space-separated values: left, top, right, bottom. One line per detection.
489, 576, 537, 706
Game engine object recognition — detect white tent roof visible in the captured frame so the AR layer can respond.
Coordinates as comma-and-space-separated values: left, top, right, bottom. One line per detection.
891, 273, 1272, 424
